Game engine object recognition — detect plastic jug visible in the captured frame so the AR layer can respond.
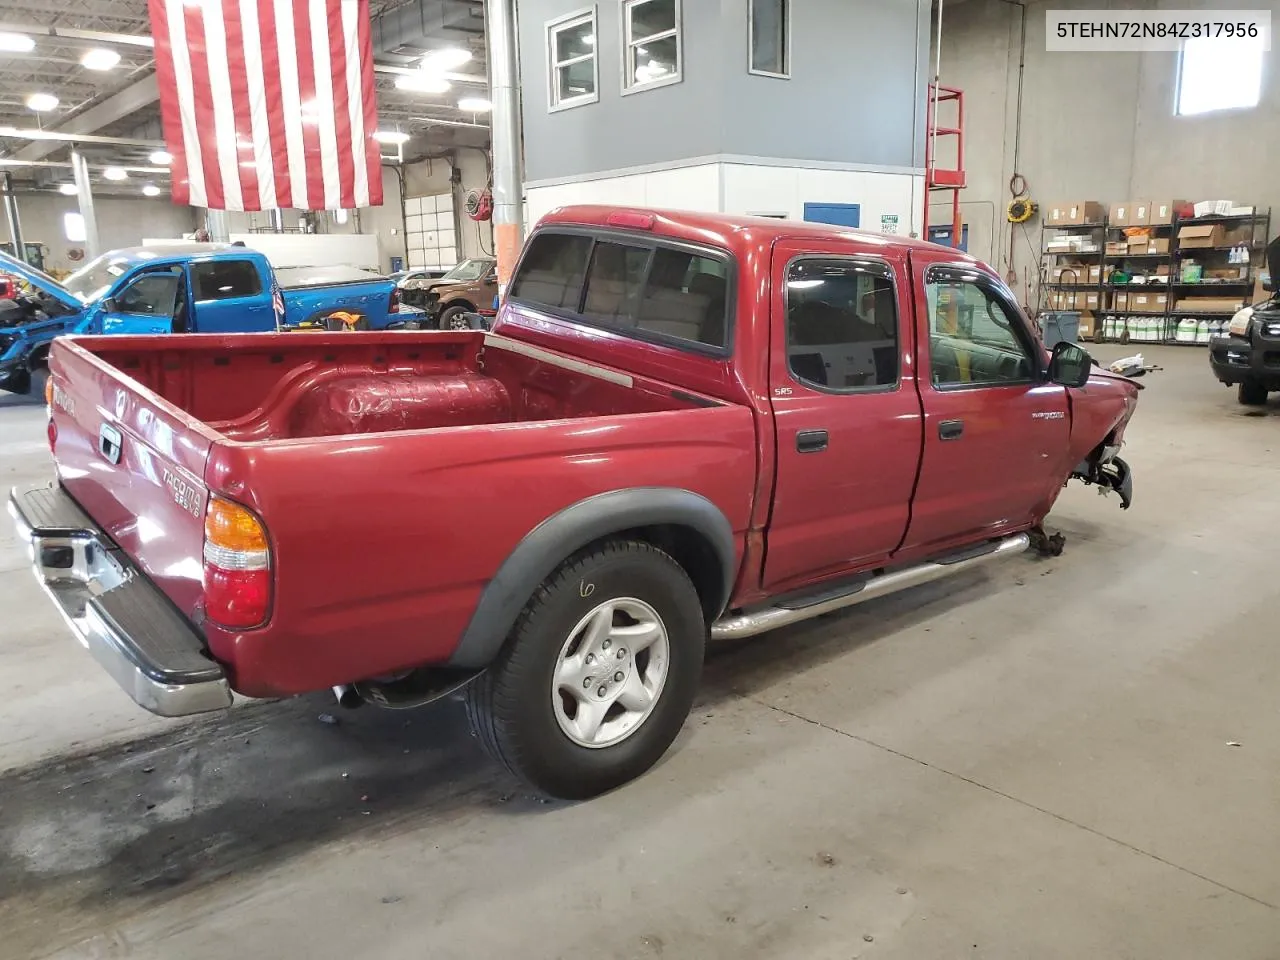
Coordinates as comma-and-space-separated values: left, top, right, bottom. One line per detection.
1196, 320, 1210, 343
1177, 318, 1197, 342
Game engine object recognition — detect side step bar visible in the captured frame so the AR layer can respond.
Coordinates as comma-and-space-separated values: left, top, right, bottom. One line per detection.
711, 533, 1031, 641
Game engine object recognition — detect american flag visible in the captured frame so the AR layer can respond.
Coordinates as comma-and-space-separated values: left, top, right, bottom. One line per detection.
148, 0, 383, 211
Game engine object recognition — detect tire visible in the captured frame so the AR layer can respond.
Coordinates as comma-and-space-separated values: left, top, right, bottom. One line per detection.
439, 305, 472, 331
1237, 379, 1268, 406
465, 539, 705, 799
2, 367, 32, 395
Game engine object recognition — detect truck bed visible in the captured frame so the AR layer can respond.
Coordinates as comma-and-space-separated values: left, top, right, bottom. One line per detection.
46, 330, 753, 695
75, 330, 698, 441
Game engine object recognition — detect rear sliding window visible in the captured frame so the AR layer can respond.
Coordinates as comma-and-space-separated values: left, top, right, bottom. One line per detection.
509, 230, 731, 351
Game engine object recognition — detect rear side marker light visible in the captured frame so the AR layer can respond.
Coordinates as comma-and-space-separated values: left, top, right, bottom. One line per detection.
203, 496, 272, 629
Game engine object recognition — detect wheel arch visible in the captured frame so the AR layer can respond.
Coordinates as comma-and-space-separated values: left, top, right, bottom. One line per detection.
441, 298, 477, 314
448, 488, 736, 669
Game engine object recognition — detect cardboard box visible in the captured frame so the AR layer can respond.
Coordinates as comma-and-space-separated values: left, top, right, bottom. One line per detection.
1147, 238, 1171, 255
1079, 311, 1097, 338
1048, 200, 1105, 225
1131, 200, 1152, 225
1223, 224, 1253, 246
1176, 296, 1247, 313
1128, 292, 1165, 313
1105, 241, 1128, 256
1178, 224, 1225, 249
1088, 265, 1102, 284
1150, 200, 1190, 225
1050, 264, 1090, 284
1127, 237, 1152, 252
1112, 290, 1129, 311
1084, 291, 1101, 311
1108, 202, 1131, 227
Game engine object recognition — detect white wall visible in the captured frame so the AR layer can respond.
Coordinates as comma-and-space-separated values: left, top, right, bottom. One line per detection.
524, 160, 923, 236
0, 193, 197, 272
403, 151, 494, 261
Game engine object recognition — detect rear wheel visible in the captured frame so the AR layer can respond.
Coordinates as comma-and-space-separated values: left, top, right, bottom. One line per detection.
1238, 379, 1268, 406
465, 540, 705, 799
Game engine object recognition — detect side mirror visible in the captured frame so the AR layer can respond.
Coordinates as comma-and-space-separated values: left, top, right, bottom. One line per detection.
101, 297, 116, 313
1048, 341, 1091, 388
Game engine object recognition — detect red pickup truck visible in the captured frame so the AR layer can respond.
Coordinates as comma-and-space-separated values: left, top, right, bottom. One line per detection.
11, 207, 1138, 798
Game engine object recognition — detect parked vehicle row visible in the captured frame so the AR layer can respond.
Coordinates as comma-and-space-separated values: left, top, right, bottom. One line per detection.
0, 245, 414, 393
11, 207, 1140, 799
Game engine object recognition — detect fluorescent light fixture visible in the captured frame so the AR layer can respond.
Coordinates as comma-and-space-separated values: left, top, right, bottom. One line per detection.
419, 47, 471, 71
0, 32, 35, 53
142, 183, 161, 197
58, 183, 78, 196
80, 48, 122, 70
457, 97, 492, 112
25, 92, 58, 112
103, 166, 128, 181
373, 129, 411, 144
149, 149, 173, 165
395, 73, 451, 94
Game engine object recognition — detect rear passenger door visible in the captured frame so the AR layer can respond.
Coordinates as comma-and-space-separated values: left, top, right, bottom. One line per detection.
762, 240, 923, 593
189, 258, 273, 332
901, 256, 1069, 553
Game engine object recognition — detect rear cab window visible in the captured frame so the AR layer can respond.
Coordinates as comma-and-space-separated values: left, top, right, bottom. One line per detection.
192, 259, 263, 301
508, 229, 732, 354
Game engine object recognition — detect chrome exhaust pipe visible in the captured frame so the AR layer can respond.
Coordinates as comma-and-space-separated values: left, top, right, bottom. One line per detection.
711, 533, 1031, 641
332, 684, 363, 709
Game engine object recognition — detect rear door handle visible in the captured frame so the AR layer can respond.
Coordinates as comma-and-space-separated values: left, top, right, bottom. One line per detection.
796, 429, 829, 453
939, 419, 964, 441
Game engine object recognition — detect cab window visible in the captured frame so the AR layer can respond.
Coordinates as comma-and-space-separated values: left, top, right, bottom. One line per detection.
785, 258, 898, 390
192, 259, 262, 301
925, 272, 1036, 387
114, 270, 181, 317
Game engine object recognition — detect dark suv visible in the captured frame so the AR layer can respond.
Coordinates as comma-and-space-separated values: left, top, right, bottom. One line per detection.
1209, 238, 1280, 406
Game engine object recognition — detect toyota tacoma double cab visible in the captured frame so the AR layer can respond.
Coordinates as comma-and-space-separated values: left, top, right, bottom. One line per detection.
11, 207, 1139, 798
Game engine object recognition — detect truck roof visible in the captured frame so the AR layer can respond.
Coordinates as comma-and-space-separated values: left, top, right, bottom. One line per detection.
107, 243, 255, 264
538, 205, 987, 268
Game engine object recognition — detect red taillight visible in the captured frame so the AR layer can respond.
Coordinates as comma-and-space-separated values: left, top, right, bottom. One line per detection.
203, 496, 272, 628
46, 417, 57, 452
390, 286, 401, 312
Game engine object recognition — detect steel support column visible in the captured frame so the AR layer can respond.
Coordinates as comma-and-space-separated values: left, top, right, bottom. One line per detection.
70, 150, 101, 260
485, 0, 524, 291
2, 173, 26, 265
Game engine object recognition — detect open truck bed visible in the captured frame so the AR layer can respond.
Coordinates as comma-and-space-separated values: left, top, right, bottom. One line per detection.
39, 329, 755, 699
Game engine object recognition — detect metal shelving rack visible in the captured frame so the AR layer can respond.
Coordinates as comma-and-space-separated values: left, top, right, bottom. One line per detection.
1042, 207, 1271, 346
1040, 219, 1107, 319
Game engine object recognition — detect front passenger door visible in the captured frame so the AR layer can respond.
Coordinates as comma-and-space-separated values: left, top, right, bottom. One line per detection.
900, 260, 1070, 553
100, 269, 183, 335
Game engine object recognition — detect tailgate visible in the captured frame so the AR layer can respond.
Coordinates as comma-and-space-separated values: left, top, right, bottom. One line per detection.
48, 339, 214, 618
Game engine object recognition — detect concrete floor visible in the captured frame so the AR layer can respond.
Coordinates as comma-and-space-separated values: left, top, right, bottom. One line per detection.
2, 346, 1278, 959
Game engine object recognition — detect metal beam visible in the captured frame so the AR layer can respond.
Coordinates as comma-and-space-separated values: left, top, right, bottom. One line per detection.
0, 22, 154, 49
12, 74, 159, 162
71, 149, 100, 259
1, 127, 163, 148
485, 0, 522, 289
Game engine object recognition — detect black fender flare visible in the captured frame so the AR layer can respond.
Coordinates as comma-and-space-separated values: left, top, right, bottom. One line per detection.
448, 487, 735, 669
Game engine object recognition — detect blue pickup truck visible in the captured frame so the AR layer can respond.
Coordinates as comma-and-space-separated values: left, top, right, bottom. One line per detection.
0, 243, 412, 393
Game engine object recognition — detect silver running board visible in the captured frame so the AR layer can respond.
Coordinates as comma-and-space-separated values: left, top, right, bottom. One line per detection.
710, 533, 1031, 641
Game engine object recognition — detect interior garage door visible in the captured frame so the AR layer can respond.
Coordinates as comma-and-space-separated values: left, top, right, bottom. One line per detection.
405, 193, 458, 270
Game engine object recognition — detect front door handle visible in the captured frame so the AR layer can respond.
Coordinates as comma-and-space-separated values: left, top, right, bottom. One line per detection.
939, 419, 964, 441
796, 429, 829, 453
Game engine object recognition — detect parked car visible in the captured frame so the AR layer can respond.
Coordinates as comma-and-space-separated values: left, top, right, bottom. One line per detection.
391, 268, 448, 284
1208, 238, 1280, 405
0, 246, 413, 393
11, 207, 1139, 799
400, 256, 498, 329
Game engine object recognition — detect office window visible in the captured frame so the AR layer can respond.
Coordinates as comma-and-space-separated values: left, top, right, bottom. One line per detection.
63, 212, 85, 243
925, 274, 1034, 387
1177, 36, 1264, 116
786, 259, 898, 391
749, 0, 789, 77
548, 9, 598, 110
623, 0, 681, 92
192, 260, 262, 301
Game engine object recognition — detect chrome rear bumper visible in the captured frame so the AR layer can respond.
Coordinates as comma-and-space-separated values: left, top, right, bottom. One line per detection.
9, 484, 232, 717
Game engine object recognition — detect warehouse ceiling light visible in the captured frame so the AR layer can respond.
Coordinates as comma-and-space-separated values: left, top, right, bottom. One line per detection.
395, 73, 451, 94
80, 48, 121, 70
0, 31, 35, 53
142, 183, 161, 196
373, 129, 411, 144
419, 47, 471, 72
149, 149, 173, 165
25, 92, 58, 112
458, 97, 492, 112
57, 183, 77, 195
103, 166, 128, 181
